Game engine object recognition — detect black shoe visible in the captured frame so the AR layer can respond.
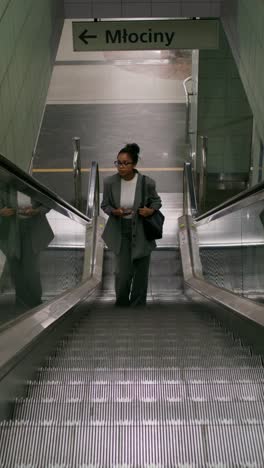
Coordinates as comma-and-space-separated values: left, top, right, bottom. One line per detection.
115, 301, 130, 308
129, 300, 147, 308
16, 297, 42, 308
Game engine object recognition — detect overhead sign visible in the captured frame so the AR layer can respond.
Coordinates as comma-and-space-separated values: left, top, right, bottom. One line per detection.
72, 19, 219, 51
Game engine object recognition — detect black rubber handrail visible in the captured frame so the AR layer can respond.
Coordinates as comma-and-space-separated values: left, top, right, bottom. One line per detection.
0, 153, 91, 224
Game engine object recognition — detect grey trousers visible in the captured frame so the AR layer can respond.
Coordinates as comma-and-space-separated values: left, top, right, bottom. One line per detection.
115, 219, 151, 307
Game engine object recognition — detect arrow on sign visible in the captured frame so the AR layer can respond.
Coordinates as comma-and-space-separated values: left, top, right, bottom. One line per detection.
79, 29, 97, 45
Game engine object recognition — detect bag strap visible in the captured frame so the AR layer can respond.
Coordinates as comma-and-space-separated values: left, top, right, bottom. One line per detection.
141, 175, 146, 207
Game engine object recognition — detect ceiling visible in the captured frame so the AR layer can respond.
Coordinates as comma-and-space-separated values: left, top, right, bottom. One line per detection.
64, 0, 222, 19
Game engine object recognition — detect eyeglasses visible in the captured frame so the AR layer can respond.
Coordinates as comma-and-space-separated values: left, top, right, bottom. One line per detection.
114, 160, 133, 167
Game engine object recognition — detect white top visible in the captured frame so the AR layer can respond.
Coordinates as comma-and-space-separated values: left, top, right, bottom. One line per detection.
120, 173, 138, 219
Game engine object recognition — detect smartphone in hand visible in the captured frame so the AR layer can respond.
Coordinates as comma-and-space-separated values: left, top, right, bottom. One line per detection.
122, 208, 133, 215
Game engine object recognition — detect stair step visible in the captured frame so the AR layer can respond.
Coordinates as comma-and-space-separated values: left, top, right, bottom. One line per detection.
1, 299, 263, 466
36, 367, 264, 383
61, 330, 234, 337
43, 356, 261, 368
55, 338, 244, 349
13, 399, 264, 423
48, 347, 252, 358
1, 421, 264, 467
27, 381, 264, 401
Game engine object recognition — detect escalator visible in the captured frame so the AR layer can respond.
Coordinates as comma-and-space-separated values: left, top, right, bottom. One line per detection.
1, 157, 264, 467
2, 295, 264, 466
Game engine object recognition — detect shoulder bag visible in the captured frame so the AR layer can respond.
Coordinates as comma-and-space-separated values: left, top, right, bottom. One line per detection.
141, 175, 165, 241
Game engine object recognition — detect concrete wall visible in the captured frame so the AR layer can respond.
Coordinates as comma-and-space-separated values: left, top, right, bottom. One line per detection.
221, 0, 264, 184
197, 23, 253, 176
64, 0, 221, 18
0, 0, 64, 170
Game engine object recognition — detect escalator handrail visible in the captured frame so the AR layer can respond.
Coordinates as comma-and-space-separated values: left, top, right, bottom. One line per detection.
86, 161, 99, 219
0, 153, 92, 224
183, 76, 192, 144
183, 158, 264, 224
183, 162, 198, 216
72, 137, 82, 211
180, 162, 264, 328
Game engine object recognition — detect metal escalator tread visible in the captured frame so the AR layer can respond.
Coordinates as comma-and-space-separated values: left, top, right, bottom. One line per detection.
1, 302, 264, 467
42, 357, 262, 368
26, 381, 264, 401
35, 366, 264, 382
12, 399, 264, 423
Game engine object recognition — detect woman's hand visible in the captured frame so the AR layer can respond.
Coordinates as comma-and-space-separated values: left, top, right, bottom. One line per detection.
0, 207, 16, 217
23, 207, 40, 216
138, 207, 155, 217
112, 208, 129, 217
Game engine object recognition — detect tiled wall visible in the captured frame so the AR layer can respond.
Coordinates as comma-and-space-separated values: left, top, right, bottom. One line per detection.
221, 0, 264, 183
64, 0, 221, 18
0, 0, 64, 169
197, 23, 252, 174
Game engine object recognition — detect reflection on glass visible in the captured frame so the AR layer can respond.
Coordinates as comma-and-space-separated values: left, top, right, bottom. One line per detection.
0, 184, 54, 308
196, 196, 264, 304
0, 178, 88, 326
43, 211, 86, 299
241, 201, 264, 303
196, 210, 243, 295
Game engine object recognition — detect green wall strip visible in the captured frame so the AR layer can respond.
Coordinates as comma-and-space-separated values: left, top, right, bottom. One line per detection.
0, 0, 63, 169
197, 24, 253, 175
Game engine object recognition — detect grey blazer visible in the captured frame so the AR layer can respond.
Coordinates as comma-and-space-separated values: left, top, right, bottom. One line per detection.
101, 171, 162, 259
0, 184, 54, 259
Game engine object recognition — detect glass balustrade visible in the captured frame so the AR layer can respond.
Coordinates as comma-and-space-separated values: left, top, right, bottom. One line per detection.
195, 194, 264, 303
0, 159, 92, 327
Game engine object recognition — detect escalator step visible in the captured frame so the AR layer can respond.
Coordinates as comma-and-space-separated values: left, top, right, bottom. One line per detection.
2, 301, 264, 466
35, 366, 264, 382
50, 345, 252, 357
13, 399, 264, 423
48, 346, 252, 363
26, 381, 264, 402
60, 330, 234, 338
53, 338, 245, 349
1, 421, 264, 467
56, 332, 242, 339
43, 356, 262, 368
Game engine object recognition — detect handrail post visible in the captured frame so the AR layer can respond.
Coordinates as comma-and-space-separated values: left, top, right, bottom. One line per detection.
86, 162, 100, 276
28, 150, 35, 176
72, 137, 82, 211
183, 76, 193, 145
183, 162, 198, 217
186, 91, 191, 145
199, 136, 208, 212
183, 163, 187, 215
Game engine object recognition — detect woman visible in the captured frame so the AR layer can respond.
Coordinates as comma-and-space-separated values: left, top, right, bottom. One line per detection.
101, 143, 162, 307
0, 183, 54, 308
